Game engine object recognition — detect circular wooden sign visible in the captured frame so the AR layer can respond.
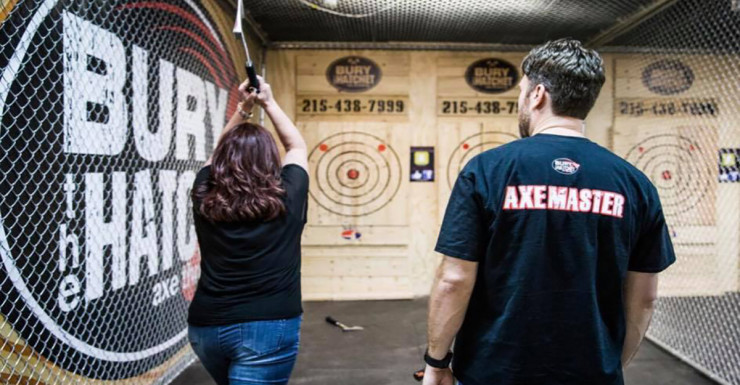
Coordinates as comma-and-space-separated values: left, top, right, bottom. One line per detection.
642, 59, 694, 95
326, 56, 382, 92
465, 58, 519, 94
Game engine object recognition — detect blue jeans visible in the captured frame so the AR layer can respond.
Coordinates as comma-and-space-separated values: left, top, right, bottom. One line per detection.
188, 316, 302, 385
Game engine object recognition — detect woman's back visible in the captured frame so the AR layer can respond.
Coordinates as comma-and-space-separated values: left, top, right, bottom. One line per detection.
186, 76, 309, 385
188, 164, 309, 325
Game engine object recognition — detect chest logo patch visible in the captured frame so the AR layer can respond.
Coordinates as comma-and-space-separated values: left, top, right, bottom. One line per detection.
552, 158, 580, 175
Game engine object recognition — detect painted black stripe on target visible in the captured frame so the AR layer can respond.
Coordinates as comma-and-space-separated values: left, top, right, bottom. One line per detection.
648, 159, 685, 197
634, 144, 711, 215
624, 134, 713, 218
318, 143, 390, 206
447, 131, 518, 188
334, 159, 372, 190
324, 149, 380, 198
638, 147, 693, 202
308, 132, 402, 217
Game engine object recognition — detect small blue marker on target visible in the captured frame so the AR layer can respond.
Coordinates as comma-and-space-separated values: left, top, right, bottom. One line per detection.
341, 229, 362, 240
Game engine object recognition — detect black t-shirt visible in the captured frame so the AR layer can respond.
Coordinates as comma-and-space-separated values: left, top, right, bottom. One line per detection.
435, 134, 676, 385
187, 164, 309, 326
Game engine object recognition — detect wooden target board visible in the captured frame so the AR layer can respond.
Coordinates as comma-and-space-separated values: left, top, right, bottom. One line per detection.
618, 128, 717, 225
436, 55, 523, 218
266, 50, 739, 300
295, 53, 410, 123
294, 53, 412, 300
302, 122, 409, 224
613, 56, 733, 296
444, 127, 520, 189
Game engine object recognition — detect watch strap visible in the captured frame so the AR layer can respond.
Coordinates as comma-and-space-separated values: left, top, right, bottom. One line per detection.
424, 349, 453, 369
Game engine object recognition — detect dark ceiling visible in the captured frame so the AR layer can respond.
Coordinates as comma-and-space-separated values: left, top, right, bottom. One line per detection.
240, 0, 658, 47
611, 0, 740, 52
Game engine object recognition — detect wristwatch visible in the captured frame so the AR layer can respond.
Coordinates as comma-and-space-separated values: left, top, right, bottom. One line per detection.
424, 349, 453, 369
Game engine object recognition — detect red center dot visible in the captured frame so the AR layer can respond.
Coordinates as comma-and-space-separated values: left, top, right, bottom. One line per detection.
319, 143, 328, 152
463, 143, 470, 150
689, 145, 696, 151
377, 144, 386, 152
662, 170, 672, 180
347, 169, 360, 180
638, 146, 644, 153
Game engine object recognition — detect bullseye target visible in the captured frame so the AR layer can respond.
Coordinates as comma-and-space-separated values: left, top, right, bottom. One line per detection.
624, 134, 714, 219
309, 132, 402, 217
447, 131, 518, 188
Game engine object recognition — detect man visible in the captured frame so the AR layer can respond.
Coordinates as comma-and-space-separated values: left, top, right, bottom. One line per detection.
423, 39, 676, 385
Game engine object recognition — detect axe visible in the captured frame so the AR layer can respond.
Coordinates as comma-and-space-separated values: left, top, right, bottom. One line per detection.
233, 0, 260, 92
325, 316, 364, 332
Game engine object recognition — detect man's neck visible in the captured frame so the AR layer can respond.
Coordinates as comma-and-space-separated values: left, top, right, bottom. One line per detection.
531, 115, 585, 138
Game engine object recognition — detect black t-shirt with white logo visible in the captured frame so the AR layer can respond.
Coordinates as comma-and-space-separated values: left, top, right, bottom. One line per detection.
188, 164, 308, 326
435, 134, 675, 385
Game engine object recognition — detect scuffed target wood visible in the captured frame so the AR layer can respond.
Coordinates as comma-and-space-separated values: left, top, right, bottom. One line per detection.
436, 54, 523, 98
297, 53, 410, 95
617, 128, 717, 226
279, 51, 414, 300
613, 55, 738, 295
297, 122, 412, 300
295, 53, 410, 122
444, 128, 520, 189
301, 122, 409, 224
436, 55, 523, 222
437, 122, 520, 217
266, 49, 738, 301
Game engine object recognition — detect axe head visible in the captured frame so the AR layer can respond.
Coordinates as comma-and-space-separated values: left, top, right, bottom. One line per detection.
340, 324, 365, 332
232, 0, 252, 63
233, 0, 244, 36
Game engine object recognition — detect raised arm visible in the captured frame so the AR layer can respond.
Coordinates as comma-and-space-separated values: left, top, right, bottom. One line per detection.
204, 79, 255, 167
248, 76, 308, 171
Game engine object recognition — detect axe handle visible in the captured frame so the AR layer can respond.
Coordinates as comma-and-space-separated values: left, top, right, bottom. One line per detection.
246, 63, 260, 92
325, 316, 340, 326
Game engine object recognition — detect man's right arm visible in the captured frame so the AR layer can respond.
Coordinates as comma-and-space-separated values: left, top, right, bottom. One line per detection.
621, 271, 659, 368
623, 184, 675, 368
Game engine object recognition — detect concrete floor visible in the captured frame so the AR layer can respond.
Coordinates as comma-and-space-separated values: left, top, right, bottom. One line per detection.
172, 299, 717, 385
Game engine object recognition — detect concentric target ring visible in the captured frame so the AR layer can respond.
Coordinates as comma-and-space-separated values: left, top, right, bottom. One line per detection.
638, 147, 693, 202
324, 149, 381, 199
317, 143, 390, 206
624, 134, 713, 219
308, 132, 402, 217
447, 131, 518, 188
334, 159, 372, 190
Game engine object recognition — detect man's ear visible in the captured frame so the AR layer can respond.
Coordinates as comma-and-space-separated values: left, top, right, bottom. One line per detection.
531, 84, 547, 110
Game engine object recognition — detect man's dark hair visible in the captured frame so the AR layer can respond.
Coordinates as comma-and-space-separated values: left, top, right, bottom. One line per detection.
522, 38, 605, 120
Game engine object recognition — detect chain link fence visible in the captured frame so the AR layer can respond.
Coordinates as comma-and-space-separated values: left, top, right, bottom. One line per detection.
606, 1, 740, 384
2, 0, 739, 384
0, 0, 244, 382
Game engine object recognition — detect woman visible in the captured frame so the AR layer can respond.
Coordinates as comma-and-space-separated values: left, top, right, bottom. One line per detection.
187, 75, 308, 385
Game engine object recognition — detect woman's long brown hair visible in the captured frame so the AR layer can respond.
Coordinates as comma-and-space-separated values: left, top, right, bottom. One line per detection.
193, 122, 286, 222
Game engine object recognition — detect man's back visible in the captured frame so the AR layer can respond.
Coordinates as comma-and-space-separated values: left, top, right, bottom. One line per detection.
435, 133, 676, 385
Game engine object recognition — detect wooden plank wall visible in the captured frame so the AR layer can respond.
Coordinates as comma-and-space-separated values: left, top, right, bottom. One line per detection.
612, 55, 740, 296
265, 49, 739, 300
